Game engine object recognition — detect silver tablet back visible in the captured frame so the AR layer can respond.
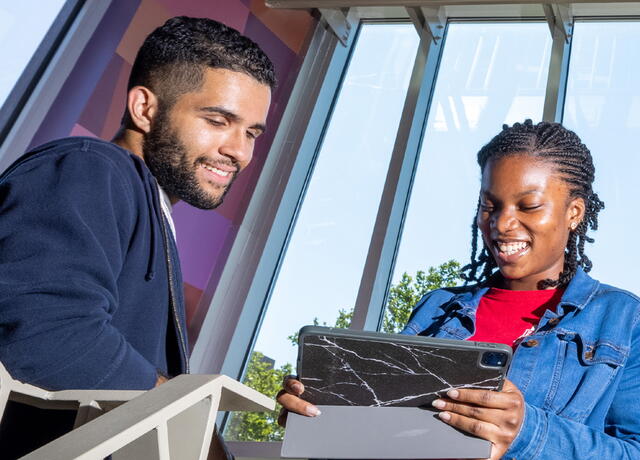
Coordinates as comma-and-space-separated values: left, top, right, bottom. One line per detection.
281, 405, 491, 459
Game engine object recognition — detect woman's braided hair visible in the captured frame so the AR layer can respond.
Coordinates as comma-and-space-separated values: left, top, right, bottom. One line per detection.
461, 120, 605, 288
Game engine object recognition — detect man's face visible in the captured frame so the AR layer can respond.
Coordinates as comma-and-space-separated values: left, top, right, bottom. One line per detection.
143, 68, 271, 209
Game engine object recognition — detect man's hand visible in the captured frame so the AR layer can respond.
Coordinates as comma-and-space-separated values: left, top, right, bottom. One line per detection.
276, 376, 321, 427
431, 378, 525, 460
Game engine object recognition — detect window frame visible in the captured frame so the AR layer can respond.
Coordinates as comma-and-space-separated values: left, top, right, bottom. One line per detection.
0, 0, 115, 172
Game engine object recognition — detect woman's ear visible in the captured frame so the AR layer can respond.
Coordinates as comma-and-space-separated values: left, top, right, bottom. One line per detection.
126, 86, 159, 134
567, 197, 586, 231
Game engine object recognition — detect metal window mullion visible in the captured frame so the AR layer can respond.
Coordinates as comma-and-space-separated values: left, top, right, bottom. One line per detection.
350, 23, 445, 332
543, 5, 574, 123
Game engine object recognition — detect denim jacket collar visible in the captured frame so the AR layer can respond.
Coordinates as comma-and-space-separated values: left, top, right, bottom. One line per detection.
449, 267, 599, 314
556, 267, 600, 312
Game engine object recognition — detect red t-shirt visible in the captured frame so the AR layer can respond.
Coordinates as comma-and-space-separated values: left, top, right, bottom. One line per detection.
467, 287, 564, 349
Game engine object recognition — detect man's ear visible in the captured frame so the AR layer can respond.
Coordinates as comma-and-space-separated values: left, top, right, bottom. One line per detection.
126, 86, 159, 134
567, 197, 586, 230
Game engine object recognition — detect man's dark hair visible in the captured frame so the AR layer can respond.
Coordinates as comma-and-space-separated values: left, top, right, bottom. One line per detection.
461, 120, 605, 288
126, 16, 276, 111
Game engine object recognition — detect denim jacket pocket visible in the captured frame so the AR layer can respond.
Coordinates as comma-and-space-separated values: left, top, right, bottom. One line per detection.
548, 332, 628, 423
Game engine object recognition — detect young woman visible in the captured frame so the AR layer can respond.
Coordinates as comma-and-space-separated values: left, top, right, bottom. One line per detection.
277, 121, 640, 459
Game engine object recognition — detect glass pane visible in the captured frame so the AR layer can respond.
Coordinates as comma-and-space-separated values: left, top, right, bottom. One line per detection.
386, 22, 552, 330
225, 23, 420, 441
563, 21, 640, 292
0, 1, 68, 108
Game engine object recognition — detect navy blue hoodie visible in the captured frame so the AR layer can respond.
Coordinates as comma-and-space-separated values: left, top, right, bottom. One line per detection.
0, 137, 188, 391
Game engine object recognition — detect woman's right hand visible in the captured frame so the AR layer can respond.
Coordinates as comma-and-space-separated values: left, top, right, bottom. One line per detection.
276, 377, 321, 426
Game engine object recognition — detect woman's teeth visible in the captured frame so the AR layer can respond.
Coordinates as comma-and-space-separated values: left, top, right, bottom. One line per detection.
202, 164, 230, 177
497, 241, 528, 255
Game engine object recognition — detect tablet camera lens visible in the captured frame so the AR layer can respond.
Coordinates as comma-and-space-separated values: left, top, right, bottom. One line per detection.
481, 351, 508, 367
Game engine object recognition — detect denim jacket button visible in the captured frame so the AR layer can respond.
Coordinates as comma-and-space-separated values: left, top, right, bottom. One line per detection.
548, 317, 559, 326
523, 339, 539, 347
584, 348, 594, 360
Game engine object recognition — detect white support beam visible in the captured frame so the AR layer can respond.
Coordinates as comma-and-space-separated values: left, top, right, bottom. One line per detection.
407, 6, 446, 44
421, 6, 447, 43
319, 8, 353, 46
543, 3, 573, 121
22, 374, 274, 460
544, 3, 573, 42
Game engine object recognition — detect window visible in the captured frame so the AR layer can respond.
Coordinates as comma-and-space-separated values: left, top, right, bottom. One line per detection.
224, 22, 420, 442
563, 21, 640, 292
389, 22, 552, 294
253, 22, 420, 370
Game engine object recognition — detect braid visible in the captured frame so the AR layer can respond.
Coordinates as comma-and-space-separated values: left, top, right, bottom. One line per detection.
462, 120, 604, 288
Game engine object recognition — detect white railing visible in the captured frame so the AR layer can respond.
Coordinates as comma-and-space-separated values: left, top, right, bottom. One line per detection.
0, 363, 274, 459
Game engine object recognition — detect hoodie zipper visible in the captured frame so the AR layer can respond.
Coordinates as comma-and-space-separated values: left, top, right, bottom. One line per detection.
156, 186, 190, 374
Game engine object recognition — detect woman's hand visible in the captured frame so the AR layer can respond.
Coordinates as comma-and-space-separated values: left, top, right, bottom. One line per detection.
276, 377, 321, 426
431, 378, 525, 460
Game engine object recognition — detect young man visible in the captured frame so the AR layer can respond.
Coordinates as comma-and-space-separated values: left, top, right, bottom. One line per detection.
0, 16, 273, 456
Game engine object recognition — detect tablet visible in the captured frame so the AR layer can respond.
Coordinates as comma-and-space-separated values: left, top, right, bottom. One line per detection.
281, 326, 512, 459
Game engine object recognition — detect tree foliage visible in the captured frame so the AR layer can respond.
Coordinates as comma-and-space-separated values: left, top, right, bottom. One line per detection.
225, 351, 293, 441
382, 259, 461, 333
226, 260, 461, 441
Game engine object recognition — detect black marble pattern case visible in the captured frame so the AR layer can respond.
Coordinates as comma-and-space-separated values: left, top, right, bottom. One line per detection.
298, 327, 511, 407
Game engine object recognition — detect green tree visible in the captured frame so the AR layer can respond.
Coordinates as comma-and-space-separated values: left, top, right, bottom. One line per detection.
382, 259, 461, 333
227, 260, 461, 441
225, 351, 293, 441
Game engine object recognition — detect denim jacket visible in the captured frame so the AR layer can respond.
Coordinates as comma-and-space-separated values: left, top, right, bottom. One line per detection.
401, 268, 640, 459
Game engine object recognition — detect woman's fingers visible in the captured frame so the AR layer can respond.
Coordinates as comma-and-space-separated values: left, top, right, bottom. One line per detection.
277, 390, 321, 416
432, 398, 498, 424
436, 410, 500, 440
276, 377, 321, 426
442, 386, 521, 410
432, 379, 525, 460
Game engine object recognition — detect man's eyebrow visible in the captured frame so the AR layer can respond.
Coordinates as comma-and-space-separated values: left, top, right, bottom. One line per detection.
199, 106, 266, 132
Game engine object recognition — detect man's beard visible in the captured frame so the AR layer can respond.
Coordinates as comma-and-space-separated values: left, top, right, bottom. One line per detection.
142, 109, 236, 210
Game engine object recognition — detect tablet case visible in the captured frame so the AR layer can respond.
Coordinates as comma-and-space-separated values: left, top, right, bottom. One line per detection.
298, 328, 510, 407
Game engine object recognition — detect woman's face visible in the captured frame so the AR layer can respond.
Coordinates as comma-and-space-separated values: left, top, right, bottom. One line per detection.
477, 154, 585, 290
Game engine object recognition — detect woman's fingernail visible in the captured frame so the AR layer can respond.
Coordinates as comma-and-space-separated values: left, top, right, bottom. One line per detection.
292, 383, 303, 393
438, 411, 451, 422
448, 389, 459, 399
432, 399, 445, 409
306, 406, 321, 416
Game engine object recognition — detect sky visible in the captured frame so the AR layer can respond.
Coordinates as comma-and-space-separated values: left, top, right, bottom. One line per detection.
253, 20, 640, 369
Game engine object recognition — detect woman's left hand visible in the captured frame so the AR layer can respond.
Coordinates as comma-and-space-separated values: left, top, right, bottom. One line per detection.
432, 378, 525, 460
